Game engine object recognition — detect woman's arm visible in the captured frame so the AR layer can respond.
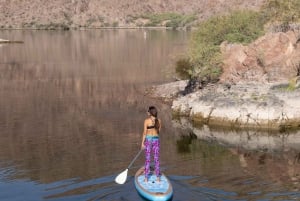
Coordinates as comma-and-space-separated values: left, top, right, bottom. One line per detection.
158, 119, 162, 133
159, 119, 162, 130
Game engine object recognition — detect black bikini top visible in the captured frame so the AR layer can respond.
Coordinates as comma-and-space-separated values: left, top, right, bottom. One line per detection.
147, 125, 156, 129
147, 118, 158, 130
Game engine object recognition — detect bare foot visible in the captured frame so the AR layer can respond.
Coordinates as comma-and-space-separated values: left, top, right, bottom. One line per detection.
144, 178, 148, 182
156, 177, 161, 183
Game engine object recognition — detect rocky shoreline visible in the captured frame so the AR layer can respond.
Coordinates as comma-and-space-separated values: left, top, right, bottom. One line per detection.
148, 29, 300, 132
149, 80, 300, 132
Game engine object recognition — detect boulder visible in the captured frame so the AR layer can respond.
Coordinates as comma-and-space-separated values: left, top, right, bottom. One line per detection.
220, 31, 300, 84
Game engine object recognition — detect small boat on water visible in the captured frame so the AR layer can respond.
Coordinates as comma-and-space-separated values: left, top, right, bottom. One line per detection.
0, 38, 23, 43
134, 166, 173, 201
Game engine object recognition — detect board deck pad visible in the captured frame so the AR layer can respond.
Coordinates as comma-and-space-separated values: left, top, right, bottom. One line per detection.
135, 167, 173, 201
136, 173, 169, 193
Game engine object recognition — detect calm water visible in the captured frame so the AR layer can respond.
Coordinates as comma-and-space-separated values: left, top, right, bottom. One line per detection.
0, 30, 300, 201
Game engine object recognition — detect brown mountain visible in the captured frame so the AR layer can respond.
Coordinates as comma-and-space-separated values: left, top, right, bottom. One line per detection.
0, 0, 266, 29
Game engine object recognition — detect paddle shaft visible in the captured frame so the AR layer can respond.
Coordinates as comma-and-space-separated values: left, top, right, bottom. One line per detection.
127, 149, 143, 169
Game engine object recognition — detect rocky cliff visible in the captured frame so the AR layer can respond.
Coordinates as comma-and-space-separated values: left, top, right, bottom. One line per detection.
0, 0, 265, 29
220, 30, 300, 84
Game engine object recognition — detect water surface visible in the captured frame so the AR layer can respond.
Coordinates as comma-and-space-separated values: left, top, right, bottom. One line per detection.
0, 30, 300, 201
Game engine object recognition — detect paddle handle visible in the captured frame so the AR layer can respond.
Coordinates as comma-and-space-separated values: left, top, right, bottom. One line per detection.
127, 149, 143, 169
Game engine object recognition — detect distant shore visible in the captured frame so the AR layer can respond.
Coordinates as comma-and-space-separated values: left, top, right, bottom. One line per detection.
0, 26, 193, 31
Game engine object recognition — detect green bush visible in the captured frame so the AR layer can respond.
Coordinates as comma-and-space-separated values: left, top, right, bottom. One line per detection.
112, 21, 119, 27
186, 10, 266, 81
175, 57, 192, 79
142, 13, 197, 28
166, 14, 197, 29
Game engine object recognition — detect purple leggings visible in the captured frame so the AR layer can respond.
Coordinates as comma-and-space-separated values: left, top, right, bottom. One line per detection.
144, 136, 160, 178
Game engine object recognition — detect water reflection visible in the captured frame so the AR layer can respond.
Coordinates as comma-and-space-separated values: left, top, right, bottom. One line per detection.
173, 118, 300, 198
172, 117, 300, 151
1, 29, 300, 200
0, 30, 189, 200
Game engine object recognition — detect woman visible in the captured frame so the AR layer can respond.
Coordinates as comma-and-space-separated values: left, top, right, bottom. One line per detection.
141, 106, 161, 182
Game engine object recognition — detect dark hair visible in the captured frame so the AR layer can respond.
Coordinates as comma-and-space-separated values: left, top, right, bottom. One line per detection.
148, 106, 160, 131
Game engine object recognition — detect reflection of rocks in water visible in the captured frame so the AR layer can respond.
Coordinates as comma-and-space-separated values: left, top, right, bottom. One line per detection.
173, 118, 300, 190
230, 147, 300, 190
172, 117, 300, 152
258, 153, 267, 165
176, 132, 197, 153
295, 152, 300, 163
228, 136, 300, 187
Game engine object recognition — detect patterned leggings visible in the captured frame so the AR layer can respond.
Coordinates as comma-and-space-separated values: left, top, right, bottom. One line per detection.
144, 136, 160, 178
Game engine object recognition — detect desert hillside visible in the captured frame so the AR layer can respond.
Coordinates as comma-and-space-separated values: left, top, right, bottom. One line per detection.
0, 0, 266, 29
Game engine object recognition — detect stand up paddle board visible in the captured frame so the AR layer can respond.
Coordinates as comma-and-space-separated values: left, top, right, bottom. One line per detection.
134, 167, 173, 201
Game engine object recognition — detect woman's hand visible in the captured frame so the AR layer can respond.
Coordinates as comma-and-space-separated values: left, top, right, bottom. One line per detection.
141, 144, 145, 150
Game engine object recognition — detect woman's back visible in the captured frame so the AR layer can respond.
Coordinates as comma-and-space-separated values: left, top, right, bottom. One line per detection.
144, 117, 160, 136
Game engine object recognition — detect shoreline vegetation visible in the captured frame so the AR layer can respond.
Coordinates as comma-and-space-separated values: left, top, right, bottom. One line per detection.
0, 12, 198, 31
0, 26, 185, 30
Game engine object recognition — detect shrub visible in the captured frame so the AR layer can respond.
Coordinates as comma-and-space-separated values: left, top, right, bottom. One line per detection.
187, 10, 266, 81
112, 21, 119, 27
166, 14, 197, 29
291, 61, 300, 77
175, 57, 192, 79
142, 13, 197, 28
287, 76, 299, 91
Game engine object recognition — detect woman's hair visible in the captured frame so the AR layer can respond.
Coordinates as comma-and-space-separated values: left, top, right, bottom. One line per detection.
148, 106, 160, 131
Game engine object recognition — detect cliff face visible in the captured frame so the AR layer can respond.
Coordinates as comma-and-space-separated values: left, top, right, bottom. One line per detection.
0, 0, 265, 29
220, 30, 300, 84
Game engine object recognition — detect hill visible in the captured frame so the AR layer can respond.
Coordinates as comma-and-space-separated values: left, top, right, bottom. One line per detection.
0, 0, 265, 29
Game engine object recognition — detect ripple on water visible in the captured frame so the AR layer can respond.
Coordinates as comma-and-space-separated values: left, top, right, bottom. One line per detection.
1, 166, 300, 201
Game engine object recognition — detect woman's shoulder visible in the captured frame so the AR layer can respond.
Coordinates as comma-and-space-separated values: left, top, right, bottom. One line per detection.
144, 117, 151, 122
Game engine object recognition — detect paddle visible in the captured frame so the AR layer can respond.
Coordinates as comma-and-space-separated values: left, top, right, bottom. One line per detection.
115, 149, 144, 184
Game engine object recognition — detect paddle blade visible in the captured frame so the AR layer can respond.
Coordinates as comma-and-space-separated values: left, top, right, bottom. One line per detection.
115, 169, 128, 184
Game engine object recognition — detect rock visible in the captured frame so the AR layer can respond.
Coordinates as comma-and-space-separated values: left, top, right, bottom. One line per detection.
220, 30, 300, 84
171, 82, 300, 131
150, 81, 300, 131
147, 80, 188, 103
